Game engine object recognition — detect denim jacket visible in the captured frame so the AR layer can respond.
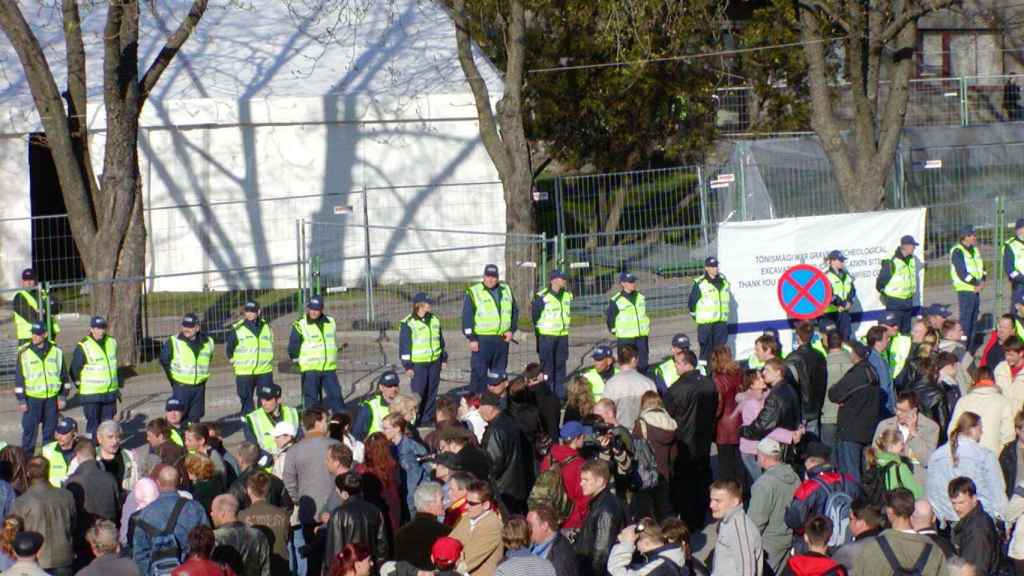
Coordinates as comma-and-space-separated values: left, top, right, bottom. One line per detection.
926, 436, 1007, 523
394, 437, 428, 517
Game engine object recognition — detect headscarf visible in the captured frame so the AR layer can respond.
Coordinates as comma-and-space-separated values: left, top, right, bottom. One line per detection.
119, 477, 159, 544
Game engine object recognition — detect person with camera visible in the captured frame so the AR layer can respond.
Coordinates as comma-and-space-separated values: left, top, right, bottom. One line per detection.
437, 427, 492, 484
588, 400, 635, 500
607, 519, 685, 576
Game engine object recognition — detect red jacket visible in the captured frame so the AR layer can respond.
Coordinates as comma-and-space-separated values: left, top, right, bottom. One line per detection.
782, 552, 846, 576
444, 496, 469, 527
172, 556, 238, 576
540, 444, 589, 529
714, 371, 743, 445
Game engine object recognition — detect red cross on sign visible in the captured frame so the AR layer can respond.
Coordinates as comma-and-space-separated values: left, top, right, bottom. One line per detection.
776, 264, 834, 320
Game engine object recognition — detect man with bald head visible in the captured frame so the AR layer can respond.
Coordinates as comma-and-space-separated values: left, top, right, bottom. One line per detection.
911, 499, 955, 558
211, 493, 270, 576
131, 465, 208, 575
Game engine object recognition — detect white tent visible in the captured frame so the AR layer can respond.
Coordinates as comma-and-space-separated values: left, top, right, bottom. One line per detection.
0, 0, 507, 290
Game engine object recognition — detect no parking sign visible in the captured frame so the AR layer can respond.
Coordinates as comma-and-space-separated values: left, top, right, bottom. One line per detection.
776, 264, 833, 320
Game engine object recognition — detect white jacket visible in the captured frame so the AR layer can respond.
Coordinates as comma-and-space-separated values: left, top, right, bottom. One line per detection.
948, 384, 1015, 454
995, 360, 1024, 419
1006, 483, 1024, 559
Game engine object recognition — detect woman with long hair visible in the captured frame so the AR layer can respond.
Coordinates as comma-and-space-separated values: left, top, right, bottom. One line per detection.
926, 411, 1008, 524
184, 453, 220, 513
329, 412, 365, 464
358, 432, 402, 539
863, 427, 923, 499
738, 359, 801, 473
710, 346, 743, 484
0, 446, 28, 495
632, 391, 677, 520
564, 376, 596, 424
661, 517, 709, 576
328, 543, 373, 576
0, 515, 23, 571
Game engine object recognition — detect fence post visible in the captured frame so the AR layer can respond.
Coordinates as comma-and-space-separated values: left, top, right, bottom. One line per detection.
296, 219, 305, 308
362, 188, 375, 324
312, 256, 321, 297
996, 195, 1006, 315
540, 234, 548, 283
960, 76, 969, 126
42, 281, 52, 337
555, 177, 565, 237
697, 165, 709, 258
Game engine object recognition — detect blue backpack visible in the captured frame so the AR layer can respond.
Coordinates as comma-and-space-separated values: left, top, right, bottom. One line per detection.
813, 476, 853, 547
139, 498, 188, 576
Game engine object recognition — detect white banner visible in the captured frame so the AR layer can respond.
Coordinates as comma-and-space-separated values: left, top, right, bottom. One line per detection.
718, 208, 927, 359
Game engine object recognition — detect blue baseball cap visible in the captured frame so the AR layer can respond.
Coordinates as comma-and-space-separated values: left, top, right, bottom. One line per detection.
20, 268, 34, 281
306, 296, 323, 310
924, 304, 951, 318
55, 417, 77, 435
960, 225, 976, 237
559, 421, 593, 440
1017, 218, 1024, 230
900, 235, 919, 247
818, 318, 837, 333
412, 292, 433, 305
165, 397, 184, 412
484, 370, 507, 387
827, 250, 846, 262
90, 316, 107, 329
243, 301, 260, 312
549, 269, 568, 281
29, 322, 46, 335
671, 333, 691, 350
619, 271, 637, 283
257, 383, 282, 400
378, 371, 400, 387
483, 264, 500, 278
880, 311, 900, 327
704, 257, 719, 267
181, 313, 199, 328
592, 345, 613, 360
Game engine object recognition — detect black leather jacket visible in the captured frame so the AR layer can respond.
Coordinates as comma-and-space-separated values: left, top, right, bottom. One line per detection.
482, 411, 535, 500
739, 379, 800, 440
788, 344, 828, 419
664, 369, 718, 459
322, 495, 389, 575
212, 521, 271, 576
909, 376, 956, 440
575, 487, 626, 576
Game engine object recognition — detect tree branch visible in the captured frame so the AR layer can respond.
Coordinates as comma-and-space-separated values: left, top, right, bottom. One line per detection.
139, 0, 208, 110
880, 0, 960, 44
798, 0, 851, 31
62, 0, 101, 212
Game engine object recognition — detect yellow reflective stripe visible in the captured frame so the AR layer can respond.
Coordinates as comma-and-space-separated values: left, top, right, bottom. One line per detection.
296, 316, 337, 372
78, 337, 118, 395
169, 337, 213, 385
694, 277, 731, 324
232, 321, 274, 375
536, 289, 573, 336
612, 292, 650, 337
882, 257, 916, 299
950, 244, 985, 292
404, 315, 443, 363
20, 345, 62, 398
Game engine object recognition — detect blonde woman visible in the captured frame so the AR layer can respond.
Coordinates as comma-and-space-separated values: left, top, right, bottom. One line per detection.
863, 426, 923, 499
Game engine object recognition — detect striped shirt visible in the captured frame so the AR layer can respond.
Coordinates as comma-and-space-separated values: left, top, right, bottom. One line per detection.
712, 506, 764, 576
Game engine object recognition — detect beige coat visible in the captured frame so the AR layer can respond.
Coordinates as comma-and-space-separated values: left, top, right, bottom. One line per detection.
995, 360, 1024, 420
450, 509, 504, 576
949, 384, 1015, 454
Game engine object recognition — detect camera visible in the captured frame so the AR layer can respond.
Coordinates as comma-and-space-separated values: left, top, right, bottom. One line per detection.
416, 452, 438, 464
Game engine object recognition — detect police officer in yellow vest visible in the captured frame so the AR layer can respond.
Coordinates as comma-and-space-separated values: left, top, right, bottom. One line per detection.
11, 268, 60, 345
164, 397, 186, 447
1004, 218, 1024, 309
951, 225, 986, 349
463, 264, 518, 394
16, 322, 68, 451
226, 300, 275, 417
159, 313, 215, 424
688, 257, 732, 363
41, 416, 78, 487
876, 235, 920, 334
70, 315, 119, 435
243, 382, 300, 452
879, 311, 912, 390
823, 250, 856, 340
400, 293, 447, 423
531, 270, 572, 401
288, 295, 344, 412
607, 271, 651, 370
578, 345, 617, 400
353, 371, 401, 440
652, 334, 692, 395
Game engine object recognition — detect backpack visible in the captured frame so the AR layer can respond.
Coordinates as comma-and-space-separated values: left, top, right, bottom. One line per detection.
138, 498, 188, 576
812, 476, 853, 547
860, 460, 901, 505
528, 454, 578, 524
631, 421, 660, 491
876, 534, 933, 575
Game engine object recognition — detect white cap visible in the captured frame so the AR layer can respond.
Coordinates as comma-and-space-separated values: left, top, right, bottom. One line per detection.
272, 421, 297, 438
757, 437, 782, 456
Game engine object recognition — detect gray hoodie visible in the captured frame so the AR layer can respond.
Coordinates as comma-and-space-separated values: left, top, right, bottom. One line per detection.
747, 461, 800, 574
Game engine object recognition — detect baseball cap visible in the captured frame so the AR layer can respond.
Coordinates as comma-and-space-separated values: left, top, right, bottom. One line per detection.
272, 421, 297, 438
378, 371, 400, 388
306, 296, 323, 310
257, 383, 282, 400
430, 452, 463, 472
900, 235, 919, 246
181, 313, 199, 328
804, 441, 832, 461
704, 257, 719, 267
29, 322, 46, 335
55, 416, 77, 435
757, 437, 782, 456
12, 531, 43, 558
480, 391, 502, 407
165, 397, 184, 413
484, 370, 507, 387
90, 316, 107, 329
826, 250, 846, 262
483, 264, 499, 278
879, 311, 900, 327
549, 269, 568, 281
619, 271, 637, 283
412, 292, 433, 305
924, 303, 951, 318
243, 300, 260, 312
592, 345, 613, 361
1017, 218, 1024, 231
671, 333, 691, 350
20, 268, 34, 281
960, 225, 976, 237
818, 318, 837, 333
431, 537, 464, 569
559, 421, 592, 441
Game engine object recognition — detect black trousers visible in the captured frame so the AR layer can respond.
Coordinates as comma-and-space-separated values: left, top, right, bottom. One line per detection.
672, 454, 712, 531
716, 443, 744, 484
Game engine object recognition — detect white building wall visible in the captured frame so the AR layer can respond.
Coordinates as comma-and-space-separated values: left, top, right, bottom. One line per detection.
0, 136, 31, 288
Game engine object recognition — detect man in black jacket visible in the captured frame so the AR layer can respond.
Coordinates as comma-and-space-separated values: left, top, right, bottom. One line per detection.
229, 442, 293, 511
438, 427, 492, 483
739, 358, 801, 461
394, 482, 451, 569
322, 472, 389, 575
949, 476, 1000, 575
528, 506, 578, 576
65, 439, 120, 570
827, 341, 880, 482
478, 392, 534, 515
576, 460, 626, 576
788, 321, 828, 438
663, 348, 717, 530
211, 493, 271, 576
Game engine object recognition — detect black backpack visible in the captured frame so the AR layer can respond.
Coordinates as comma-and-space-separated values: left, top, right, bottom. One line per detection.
876, 534, 933, 576
861, 459, 903, 505
138, 498, 188, 576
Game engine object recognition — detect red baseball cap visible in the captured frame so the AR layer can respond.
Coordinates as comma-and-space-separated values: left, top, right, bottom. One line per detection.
431, 537, 463, 568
